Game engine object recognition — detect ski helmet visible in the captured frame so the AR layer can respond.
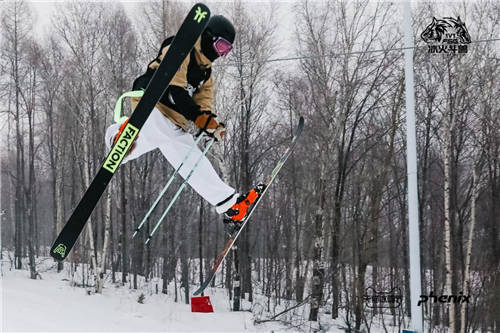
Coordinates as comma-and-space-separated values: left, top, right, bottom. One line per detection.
201, 15, 235, 61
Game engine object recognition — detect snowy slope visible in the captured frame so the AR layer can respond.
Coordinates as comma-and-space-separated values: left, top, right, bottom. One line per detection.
1, 266, 271, 332
1, 257, 407, 332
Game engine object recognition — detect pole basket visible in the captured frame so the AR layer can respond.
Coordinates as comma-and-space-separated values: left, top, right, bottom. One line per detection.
191, 296, 214, 313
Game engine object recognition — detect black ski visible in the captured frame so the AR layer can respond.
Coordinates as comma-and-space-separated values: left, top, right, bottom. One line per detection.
50, 3, 211, 261
193, 116, 304, 296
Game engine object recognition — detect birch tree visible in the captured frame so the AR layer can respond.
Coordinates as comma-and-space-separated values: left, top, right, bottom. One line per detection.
102, 3, 141, 286
22, 39, 41, 280
52, 1, 109, 291
38, 36, 67, 272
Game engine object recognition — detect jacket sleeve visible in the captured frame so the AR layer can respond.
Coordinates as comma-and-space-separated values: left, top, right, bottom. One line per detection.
193, 76, 214, 112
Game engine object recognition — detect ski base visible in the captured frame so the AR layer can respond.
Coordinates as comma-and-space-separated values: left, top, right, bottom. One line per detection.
50, 3, 211, 261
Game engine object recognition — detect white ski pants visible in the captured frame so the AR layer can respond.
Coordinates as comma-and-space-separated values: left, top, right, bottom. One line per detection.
105, 107, 236, 211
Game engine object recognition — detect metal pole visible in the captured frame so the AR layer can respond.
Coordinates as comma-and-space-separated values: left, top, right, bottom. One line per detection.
403, 2, 424, 332
145, 138, 215, 244
132, 134, 205, 238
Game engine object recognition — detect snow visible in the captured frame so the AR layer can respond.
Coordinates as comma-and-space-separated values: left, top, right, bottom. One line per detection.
0, 257, 407, 332
1, 264, 264, 332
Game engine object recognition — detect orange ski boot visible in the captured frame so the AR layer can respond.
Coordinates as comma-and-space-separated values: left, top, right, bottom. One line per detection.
223, 184, 266, 227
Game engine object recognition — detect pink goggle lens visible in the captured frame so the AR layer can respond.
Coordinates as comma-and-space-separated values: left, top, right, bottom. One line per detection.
213, 37, 233, 57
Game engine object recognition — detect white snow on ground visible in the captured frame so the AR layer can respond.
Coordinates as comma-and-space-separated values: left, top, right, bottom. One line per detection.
1, 266, 281, 332
0, 257, 406, 332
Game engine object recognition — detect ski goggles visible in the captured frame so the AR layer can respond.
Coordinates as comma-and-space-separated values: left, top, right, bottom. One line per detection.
213, 37, 233, 57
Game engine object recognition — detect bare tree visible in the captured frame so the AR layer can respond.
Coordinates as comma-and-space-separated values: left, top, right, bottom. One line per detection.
101, 3, 141, 286
22, 40, 41, 279
140, 0, 186, 55
224, 0, 276, 308
52, 1, 109, 291
1, 0, 33, 271
38, 35, 67, 272
297, 1, 401, 322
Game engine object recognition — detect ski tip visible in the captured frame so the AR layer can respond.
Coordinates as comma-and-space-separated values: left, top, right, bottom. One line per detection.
190, 3, 211, 24
193, 2, 209, 7
193, 2, 209, 9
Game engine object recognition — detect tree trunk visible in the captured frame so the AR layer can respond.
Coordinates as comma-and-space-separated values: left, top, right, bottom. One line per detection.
11, 3, 25, 270
97, 188, 112, 293
120, 168, 128, 284
55, 158, 65, 272
198, 198, 204, 294
460, 168, 477, 333
443, 104, 455, 332
444, 60, 457, 332
309, 174, 326, 321
83, 127, 98, 289
232, 245, 241, 311
22, 59, 38, 280
331, 188, 341, 319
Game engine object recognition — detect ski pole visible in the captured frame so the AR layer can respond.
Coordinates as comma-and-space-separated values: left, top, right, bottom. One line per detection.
132, 134, 205, 238
145, 137, 215, 244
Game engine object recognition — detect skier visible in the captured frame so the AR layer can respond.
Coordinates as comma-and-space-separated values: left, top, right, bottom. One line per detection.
105, 15, 264, 224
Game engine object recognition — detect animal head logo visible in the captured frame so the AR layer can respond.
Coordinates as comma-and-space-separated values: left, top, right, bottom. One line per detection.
421, 17, 471, 45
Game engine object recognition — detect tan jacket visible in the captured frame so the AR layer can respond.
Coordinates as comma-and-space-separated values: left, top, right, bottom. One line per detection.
131, 38, 213, 130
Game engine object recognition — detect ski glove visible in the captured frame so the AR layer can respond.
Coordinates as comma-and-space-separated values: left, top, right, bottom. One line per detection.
194, 111, 226, 141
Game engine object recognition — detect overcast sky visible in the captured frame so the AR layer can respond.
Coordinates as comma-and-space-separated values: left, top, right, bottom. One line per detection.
1, 0, 497, 141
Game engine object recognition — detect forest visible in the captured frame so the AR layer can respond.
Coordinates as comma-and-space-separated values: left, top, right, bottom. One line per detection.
1, 0, 499, 332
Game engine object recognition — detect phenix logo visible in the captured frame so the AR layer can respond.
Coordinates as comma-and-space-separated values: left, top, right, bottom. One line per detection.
417, 291, 470, 306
